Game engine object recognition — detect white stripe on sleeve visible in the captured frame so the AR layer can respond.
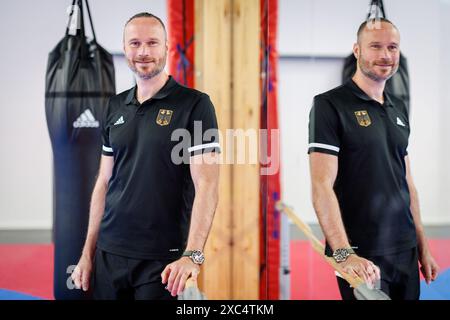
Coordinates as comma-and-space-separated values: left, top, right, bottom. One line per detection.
308, 143, 340, 153
188, 142, 221, 153
102, 145, 113, 153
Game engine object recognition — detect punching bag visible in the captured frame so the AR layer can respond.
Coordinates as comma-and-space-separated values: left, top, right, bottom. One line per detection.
45, 0, 115, 299
342, 0, 411, 112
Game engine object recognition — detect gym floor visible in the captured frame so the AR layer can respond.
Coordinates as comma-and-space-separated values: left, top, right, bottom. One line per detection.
1, 226, 449, 300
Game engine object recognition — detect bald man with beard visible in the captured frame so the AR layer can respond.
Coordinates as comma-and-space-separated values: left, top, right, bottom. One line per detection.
71, 12, 220, 300
308, 18, 439, 300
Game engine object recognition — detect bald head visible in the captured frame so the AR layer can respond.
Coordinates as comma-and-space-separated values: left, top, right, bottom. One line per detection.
124, 12, 167, 42
357, 18, 399, 44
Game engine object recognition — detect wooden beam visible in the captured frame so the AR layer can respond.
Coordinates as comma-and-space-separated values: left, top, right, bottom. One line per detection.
231, 0, 261, 299
194, 0, 233, 300
194, 0, 260, 300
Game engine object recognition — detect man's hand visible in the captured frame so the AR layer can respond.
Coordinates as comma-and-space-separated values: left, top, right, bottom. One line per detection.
419, 249, 439, 284
340, 254, 381, 288
71, 255, 93, 291
161, 257, 200, 297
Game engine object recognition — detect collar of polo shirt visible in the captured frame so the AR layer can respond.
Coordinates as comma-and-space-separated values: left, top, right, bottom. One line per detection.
125, 75, 178, 106
346, 79, 394, 108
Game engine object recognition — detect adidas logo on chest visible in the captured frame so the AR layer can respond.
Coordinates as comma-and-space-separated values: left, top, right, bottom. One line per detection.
114, 116, 125, 126
396, 117, 406, 127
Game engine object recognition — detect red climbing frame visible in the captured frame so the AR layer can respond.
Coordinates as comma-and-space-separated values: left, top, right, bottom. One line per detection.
167, 0, 195, 88
260, 0, 281, 300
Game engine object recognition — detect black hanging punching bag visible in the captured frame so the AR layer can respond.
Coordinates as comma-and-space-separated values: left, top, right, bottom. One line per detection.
45, 0, 115, 299
342, 0, 411, 112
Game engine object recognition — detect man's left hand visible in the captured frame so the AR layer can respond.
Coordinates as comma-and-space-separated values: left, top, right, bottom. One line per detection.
419, 249, 440, 284
161, 257, 200, 297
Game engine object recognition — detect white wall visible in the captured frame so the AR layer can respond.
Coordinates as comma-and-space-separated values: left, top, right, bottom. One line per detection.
439, 1, 450, 225
0, 0, 166, 229
279, 0, 450, 225
279, 0, 369, 57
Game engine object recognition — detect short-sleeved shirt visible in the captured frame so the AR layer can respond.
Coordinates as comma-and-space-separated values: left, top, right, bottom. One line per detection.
308, 79, 417, 256
97, 76, 220, 259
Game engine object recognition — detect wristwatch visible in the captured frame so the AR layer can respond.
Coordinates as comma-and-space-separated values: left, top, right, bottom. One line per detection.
182, 250, 205, 265
332, 248, 355, 263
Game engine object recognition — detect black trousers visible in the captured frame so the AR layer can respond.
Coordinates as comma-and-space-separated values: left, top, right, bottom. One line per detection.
92, 248, 176, 300
337, 247, 420, 300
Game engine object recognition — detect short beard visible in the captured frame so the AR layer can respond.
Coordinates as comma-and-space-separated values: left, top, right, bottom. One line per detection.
135, 65, 164, 80
129, 55, 166, 80
358, 54, 398, 83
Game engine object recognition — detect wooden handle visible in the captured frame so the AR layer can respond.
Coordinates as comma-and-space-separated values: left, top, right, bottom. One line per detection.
185, 277, 198, 289
276, 202, 364, 288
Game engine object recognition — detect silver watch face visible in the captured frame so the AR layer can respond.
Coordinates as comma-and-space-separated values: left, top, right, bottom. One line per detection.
191, 250, 205, 264
333, 248, 350, 262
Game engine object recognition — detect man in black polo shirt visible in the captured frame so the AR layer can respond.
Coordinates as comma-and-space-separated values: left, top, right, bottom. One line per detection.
308, 18, 439, 300
71, 12, 220, 300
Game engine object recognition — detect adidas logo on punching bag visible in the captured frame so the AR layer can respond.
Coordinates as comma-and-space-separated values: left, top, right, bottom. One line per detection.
73, 109, 100, 128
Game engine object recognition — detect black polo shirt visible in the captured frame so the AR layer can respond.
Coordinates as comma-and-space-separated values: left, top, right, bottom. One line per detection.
97, 76, 220, 259
308, 80, 417, 256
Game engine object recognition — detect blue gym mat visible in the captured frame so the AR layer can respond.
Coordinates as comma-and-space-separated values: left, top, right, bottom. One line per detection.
420, 267, 450, 300
0, 289, 42, 300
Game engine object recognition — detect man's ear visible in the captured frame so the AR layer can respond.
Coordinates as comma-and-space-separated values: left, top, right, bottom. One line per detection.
353, 43, 359, 59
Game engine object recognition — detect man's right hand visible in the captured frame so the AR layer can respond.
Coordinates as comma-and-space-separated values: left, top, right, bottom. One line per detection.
71, 255, 93, 291
340, 254, 381, 288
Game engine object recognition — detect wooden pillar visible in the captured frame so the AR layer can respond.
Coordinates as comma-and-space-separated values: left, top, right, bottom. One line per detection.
194, 0, 260, 299
230, 0, 260, 300
195, 0, 233, 300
